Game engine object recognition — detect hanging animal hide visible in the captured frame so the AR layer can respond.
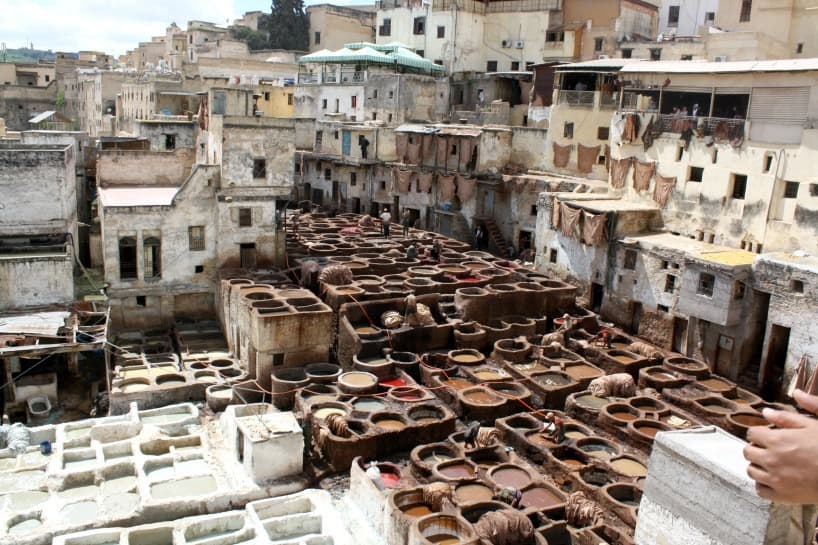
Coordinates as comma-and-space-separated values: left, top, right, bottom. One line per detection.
406, 135, 421, 164
622, 114, 641, 143
582, 210, 608, 246
438, 174, 456, 201
395, 169, 414, 193
553, 142, 572, 168
610, 157, 633, 189
396, 133, 409, 163
560, 203, 581, 239
459, 137, 474, 171
633, 160, 656, 192
577, 144, 601, 173
436, 135, 448, 166
653, 175, 677, 207
417, 172, 433, 193
422, 133, 436, 164
552, 197, 561, 229
456, 175, 476, 202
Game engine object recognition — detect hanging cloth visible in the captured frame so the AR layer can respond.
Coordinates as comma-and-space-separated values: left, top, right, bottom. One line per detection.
438, 174, 456, 201
560, 203, 581, 239
436, 135, 448, 166
422, 134, 436, 164
622, 114, 641, 143
456, 175, 476, 202
582, 211, 608, 246
197, 94, 209, 130
553, 142, 572, 168
395, 169, 414, 193
604, 144, 611, 172
406, 135, 422, 164
642, 115, 663, 150
653, 175, 677, 207
552, 197, 561, 229
610, 157, 632, 189
396, 133, 409, 163
459, 137, 474, 171
577, 144, 601, 174
417, 172, 433, 193
633, 160, 656, 192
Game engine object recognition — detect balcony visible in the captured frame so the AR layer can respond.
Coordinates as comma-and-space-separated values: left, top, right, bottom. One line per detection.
339, 70, 366, 84
298, 73, 319, 84
657, 114, 745, 136
557, 90, 594, 107
297, 70, 367, 85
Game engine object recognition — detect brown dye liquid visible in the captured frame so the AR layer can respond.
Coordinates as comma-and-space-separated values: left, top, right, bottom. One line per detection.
474, 371, 501, 381
521, 487, 562, 508
612, 354, 636, 363
611, 411, 637, 421
611, 342, 630, 349
611, 458, 647, 477
565, 430, 588, 440
732, 414, 767, 427
455, 484, 493, 503
422, 452, 454, 465
636, 426, 661, 438
427, 535, 460, 545
464, 391, 499, 404
538, 374, 570, 387
579, 443, 616, 459
442, 379, 473, 390
356, 326, 379, 335
528, 433, 557, 447
491, 467, 530, 488
650, 371, 677, 380
565, 365, 601, 379
403, 504, 433, 517
439, 464, 475, 478
701, 403, 732, 414
454, 354, 482, 363
700, 378, 731, 392
375, 418, 406, 430
560, 458, 584, 468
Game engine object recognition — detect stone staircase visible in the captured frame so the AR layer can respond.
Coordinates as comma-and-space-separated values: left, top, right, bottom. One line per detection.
475, 217, 507, 257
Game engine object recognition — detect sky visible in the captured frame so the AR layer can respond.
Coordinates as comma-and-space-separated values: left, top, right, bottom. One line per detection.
0, 0, 372, 57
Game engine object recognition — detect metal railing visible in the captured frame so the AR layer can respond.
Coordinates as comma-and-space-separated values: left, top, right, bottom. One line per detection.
323, 72, 338, 83
340, 71, 366, 83
298, 73, 319, 84
557, 90, 595, 107
599, 92, 618, 109
657, 114, 745, 135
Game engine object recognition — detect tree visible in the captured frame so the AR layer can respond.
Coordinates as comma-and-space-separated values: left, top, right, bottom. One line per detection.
264, 0, 309, 51
231, 26, 271, 51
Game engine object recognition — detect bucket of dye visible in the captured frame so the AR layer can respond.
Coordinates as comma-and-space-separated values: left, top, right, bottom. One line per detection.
40, 440, 52, 455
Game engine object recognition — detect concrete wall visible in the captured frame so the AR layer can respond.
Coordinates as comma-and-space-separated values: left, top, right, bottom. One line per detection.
136, 121, 197, 152
0, 255, 74, 309
98, 148, 195, 186
221, 117, 295, 190
308, 5, 376, 52
0, 144, 76, 235
657, 0, 719, 36
547, 98, 612, 181
509, 127, 549, 170
0, 82, 58, 130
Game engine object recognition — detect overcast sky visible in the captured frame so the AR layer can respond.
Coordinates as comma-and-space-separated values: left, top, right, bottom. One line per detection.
0, 0, 372, 57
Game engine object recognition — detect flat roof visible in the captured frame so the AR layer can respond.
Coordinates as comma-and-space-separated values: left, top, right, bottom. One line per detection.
99, 186, 179, 207
560, 197, 659, 213
625, 233, 756, 267
557, 58, 645, 71
757, 251, 818, 275
620, 57, 818, 74
0, 311, 70, 336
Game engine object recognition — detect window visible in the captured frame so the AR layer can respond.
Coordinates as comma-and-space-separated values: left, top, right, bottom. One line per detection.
740, 0, 752, 22
530, 204, 537, 216
324, 168, 331, 180
697, 273, 715, 297
810, 183, 818, 197
791, 279, 804, 293
434, 59, 443, 65
705, 11, 715, 24
372, 89, 378, 99
351, 95, 357, 108
264, 91, 270, 101
143, 237, 161, 279
784, 181, 799, 198
413, 16, 426, 35
594, 38, 604, 52
661, 260, 670, 269
734, 281, 746, 299
335, 98, 339, 112
195, 265, 204, 273
486, 60, 498, 72
119, 237, 137, 279
136, 296, 146, 307
597, 127, 609, 140
665, 275, 676, 293
729, 174, 747, 199
763, 153, 774, 172
314, 31, 320, 44
287, 93, 293, 105
658, 304, 669, 313
416, 50, 424, 58
546, 31, 564, 42
624, 249, 637, 270
451, 143, 458, 156
680, 54, 693, 61
238, 208, 252, 227
164, 134, 176, 151
676, 146, 685, 161
380, 181, 386, 190
668, 5, 680, 26
253, 158, 266, 179
334, 131, 339, 140
650, 48, 662, 61
621, 49, 633, 59
437, 26, 445, 38
379, 18, 391, 36
688, 166, 704, 182
322, 98, 327, 109
511, 61, 520, 71
45, 75, 50, 82
213, 91, 226, 115
188, 226, 205, 251
797, 43, 804, 54
563, 122, 574, 139
388, 90, 394, 99
350, 172, 357, 186
549, 248, 558, 263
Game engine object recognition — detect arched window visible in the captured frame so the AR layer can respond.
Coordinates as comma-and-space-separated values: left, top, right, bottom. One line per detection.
143, 237, 161, 280
119, 237, 137, 279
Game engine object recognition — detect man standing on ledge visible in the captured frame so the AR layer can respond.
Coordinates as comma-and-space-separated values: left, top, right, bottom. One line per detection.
380, 207, 392, 238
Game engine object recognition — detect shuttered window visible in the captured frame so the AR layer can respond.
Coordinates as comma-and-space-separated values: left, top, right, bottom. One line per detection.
749, 87, 810, 125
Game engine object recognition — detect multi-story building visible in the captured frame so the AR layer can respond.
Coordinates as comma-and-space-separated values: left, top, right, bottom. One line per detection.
0, 61, 58, 131
657, 0, 719, 37
534, 57, 818, 397
307, 4, 377, 52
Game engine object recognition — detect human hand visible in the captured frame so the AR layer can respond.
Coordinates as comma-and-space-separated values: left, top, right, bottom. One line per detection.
743, 390, 818, 504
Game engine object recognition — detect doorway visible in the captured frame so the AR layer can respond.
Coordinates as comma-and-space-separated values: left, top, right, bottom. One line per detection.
672, 317, 688, 354
762, 324, 790, 400
240, 243, 257, 269
590, 282, 604, 314
631, 302, 643, 334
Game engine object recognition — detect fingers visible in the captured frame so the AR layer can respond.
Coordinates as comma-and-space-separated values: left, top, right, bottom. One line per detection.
754, 482, 777, 501
761, 407, 811, 429
746, 463, 773, 488
793, 389, 818, 416
742, 443, 768, 467
746, 424, 774, 447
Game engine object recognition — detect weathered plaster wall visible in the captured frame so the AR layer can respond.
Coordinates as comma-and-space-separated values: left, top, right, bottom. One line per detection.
221, 117, 295, 190
97, 148, 194, 186
510, 127, 548, 170
136, 121, 196, 151
0, 256, 74, 309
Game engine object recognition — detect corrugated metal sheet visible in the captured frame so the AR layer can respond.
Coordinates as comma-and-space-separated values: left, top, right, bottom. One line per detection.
749, 87, 810, 124
99, 187, 179, 207
621, 58, 818, 74
0, 312, 70, 336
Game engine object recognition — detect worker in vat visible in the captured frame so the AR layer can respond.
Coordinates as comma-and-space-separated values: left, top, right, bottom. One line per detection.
543, 412, 566, 443
429, 239, 442, 263
379, 207, 392, 238
494, 487, 523, 508
406, 243, 418, 260
592, 328, 613, 349
744, 389, 818, 505
404, 291, 418, 320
